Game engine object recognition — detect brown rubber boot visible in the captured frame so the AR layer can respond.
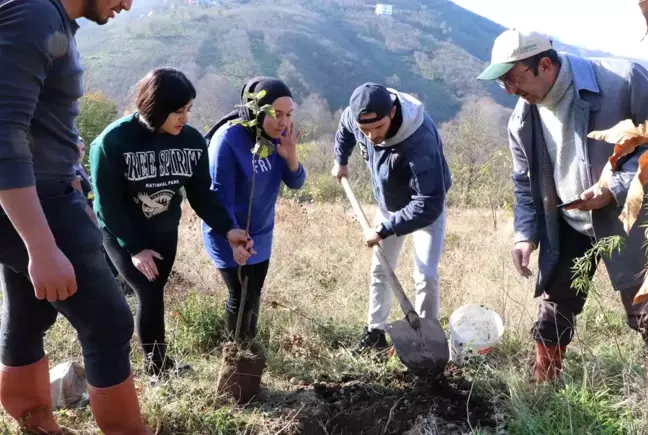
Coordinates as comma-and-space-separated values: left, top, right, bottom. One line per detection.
0, 356, 62, 434
87, 372, 152, 435
24, 428, 80, 435
533, 343, 566, 382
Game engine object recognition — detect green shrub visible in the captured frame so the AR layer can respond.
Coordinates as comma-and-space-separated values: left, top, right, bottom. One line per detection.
170, 292, 226, 354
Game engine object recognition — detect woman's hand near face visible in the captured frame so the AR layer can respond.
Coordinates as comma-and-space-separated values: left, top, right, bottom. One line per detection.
277, 121, 301, 171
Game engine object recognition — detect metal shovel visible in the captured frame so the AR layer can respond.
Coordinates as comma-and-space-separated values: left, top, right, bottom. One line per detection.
341, 176, 449, 376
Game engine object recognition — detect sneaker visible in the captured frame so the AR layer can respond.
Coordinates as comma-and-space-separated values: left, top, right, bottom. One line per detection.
169, 360, 193, 376
352, 326, 388, 354
146, 357, 193, 378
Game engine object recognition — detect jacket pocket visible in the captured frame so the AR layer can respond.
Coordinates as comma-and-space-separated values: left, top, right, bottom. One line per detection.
36, 181, 76, 202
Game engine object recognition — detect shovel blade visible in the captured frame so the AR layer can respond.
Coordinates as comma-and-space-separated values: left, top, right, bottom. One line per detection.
385, 317, 449, 376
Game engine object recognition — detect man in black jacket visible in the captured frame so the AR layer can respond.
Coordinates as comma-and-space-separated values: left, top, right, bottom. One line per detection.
0, 0, 151, 433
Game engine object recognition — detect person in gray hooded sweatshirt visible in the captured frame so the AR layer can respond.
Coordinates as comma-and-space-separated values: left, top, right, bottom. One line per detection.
332, 83, 452, 352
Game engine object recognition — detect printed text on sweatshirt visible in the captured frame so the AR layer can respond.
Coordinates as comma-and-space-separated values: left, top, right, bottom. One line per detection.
90, 113, 233, 255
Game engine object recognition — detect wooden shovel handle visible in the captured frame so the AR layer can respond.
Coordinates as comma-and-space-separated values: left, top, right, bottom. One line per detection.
340, 176, 419, 328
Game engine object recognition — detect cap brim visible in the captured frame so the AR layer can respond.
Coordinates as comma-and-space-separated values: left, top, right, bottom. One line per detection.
476, 62, 515, 81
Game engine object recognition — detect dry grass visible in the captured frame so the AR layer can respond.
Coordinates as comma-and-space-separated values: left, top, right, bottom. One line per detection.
175, 201, 538, 333
1, 201, 647, 434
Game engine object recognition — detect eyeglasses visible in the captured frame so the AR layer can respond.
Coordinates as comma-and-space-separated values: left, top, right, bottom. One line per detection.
497, 66, 531, 89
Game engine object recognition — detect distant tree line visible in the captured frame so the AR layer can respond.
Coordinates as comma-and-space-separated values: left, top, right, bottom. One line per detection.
79, 90, 513, 211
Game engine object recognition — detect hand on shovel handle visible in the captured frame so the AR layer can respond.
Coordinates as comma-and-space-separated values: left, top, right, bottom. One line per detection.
363, 228, 383, 248
340, 177, 449, 375
339, 176, 418, 327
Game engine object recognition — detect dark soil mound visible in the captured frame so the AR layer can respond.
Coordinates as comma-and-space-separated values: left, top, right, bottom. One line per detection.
264, 365, 499, 435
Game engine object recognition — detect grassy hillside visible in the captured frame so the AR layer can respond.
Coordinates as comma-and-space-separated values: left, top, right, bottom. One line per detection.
3, 3, 645, 433
3, 202, 646, 434
75, 0, 522, 128
77, 0, 628, 132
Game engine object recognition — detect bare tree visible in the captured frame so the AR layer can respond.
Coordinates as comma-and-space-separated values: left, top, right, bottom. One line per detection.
294, 94, 335, 142
440, 99, 513, 226
192, 72, 240, 133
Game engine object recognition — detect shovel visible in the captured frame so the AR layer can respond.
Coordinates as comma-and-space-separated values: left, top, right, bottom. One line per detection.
340, 176, 449, 376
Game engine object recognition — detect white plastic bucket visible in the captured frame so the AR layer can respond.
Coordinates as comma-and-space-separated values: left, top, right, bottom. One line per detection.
449, 304, 504, 365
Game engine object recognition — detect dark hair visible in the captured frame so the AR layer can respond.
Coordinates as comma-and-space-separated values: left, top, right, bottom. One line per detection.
135, 67, 196, 131
522, 49, 561, 76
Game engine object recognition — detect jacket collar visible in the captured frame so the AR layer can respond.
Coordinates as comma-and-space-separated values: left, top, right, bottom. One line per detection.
510, 53, 601, 126
566, 53, 600, 95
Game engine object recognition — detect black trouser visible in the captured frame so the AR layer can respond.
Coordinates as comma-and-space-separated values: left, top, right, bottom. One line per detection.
532, 218, 648, 347
103, 229, 178, 372
219, 260, 270, 340
0, 181, 134, 388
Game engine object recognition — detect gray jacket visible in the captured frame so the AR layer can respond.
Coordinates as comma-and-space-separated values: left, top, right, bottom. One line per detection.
509, 53, 648, 296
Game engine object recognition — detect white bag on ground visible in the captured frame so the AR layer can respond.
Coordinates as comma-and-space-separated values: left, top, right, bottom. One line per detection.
50, 361, 87, 409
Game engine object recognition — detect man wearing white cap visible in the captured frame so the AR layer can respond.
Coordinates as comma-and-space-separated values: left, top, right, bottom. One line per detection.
478, 28, 648, 382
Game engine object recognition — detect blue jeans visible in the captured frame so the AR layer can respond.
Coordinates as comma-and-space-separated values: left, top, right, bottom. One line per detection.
0, 181, 134, 388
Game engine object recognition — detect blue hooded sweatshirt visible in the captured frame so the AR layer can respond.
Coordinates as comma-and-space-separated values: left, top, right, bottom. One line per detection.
202, 123, 306, 269
334, 90, 452, 237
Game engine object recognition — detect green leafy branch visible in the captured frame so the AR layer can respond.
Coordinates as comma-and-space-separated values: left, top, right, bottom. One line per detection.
571, 236, 624, 295
229, 89, 277, 347
570, 235, 625, 362
231, 89, 277, 159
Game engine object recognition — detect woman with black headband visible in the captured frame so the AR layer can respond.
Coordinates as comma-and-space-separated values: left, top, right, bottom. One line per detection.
202, 77, 306, 341
90, 68, 252, 378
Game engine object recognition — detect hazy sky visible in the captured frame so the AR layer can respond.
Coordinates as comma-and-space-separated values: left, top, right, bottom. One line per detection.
452, 0, 648, 60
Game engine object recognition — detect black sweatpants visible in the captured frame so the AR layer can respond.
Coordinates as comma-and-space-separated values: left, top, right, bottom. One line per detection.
0, 181, 134, 388
103, 229, 178, 371
219, 260, 270, 339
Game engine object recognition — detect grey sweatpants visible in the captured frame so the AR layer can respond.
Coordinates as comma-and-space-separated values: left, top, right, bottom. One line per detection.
368, 205, 447, 331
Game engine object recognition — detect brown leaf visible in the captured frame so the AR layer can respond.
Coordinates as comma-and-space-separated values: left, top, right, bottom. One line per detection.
619, 151, 648, 234
597, 162, 613, 191
634, 274, 648, 305
588, 119, 648, 171
641, 0, 648, 38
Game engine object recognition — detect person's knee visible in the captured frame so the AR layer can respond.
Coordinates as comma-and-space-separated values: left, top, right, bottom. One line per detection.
531, 320, 574, 347
78, 297, 134, 387
369, 264, 384, 277
413, 271, 440, 289
370, 255, 400, 275
226, 293, 242, 314
0, 310, 57, 366
370, 263, 392, 282
621, 287, 648, 342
